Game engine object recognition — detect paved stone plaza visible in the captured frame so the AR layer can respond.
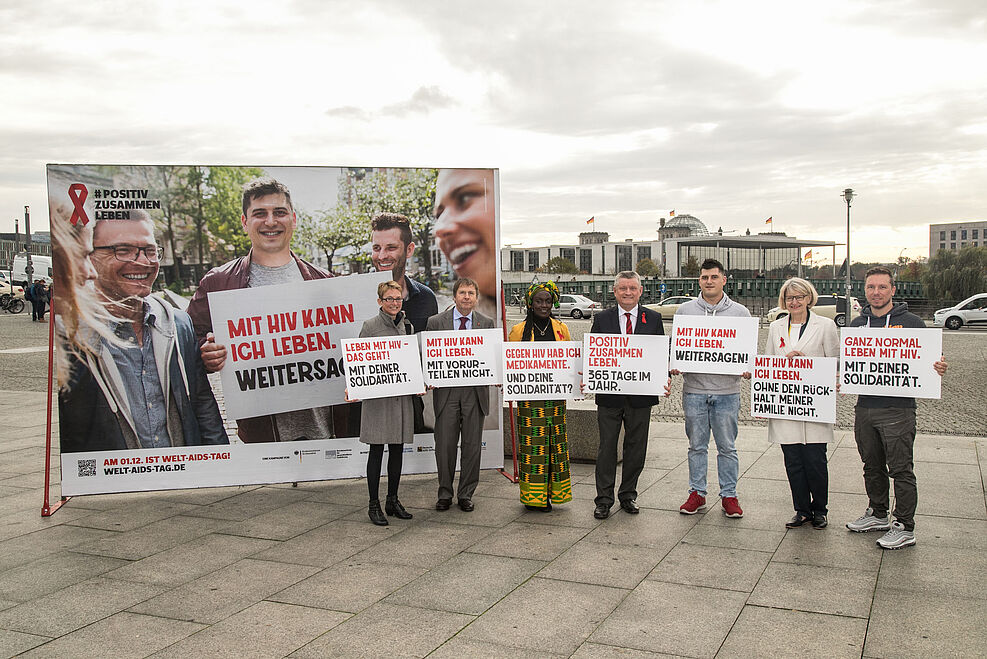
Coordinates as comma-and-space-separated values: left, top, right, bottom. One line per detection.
1, 312, 985, 657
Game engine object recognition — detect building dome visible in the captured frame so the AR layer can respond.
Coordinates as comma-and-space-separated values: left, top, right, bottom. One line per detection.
664, 214, 709, 236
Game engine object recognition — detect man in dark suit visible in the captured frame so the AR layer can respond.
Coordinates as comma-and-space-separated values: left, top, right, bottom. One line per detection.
425, 277, 495, 512
591, 271, 669, 519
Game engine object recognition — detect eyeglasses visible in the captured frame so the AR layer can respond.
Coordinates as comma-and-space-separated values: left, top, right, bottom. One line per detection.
785, 294, 808, 302
380, 297, 402, 303
93, 245, 163, 263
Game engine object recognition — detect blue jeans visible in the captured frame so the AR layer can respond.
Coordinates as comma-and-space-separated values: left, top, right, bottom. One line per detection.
684, 393, 740, 498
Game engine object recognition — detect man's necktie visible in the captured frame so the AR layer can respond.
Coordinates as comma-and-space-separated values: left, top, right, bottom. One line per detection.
625, 312, 632, 335
459, 316, 468, 330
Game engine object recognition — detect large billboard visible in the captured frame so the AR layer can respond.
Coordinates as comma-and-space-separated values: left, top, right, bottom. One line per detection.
47, 164, 502, 495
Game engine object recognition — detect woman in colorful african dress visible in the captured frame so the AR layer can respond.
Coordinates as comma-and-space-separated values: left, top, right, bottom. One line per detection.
507, 281, 573, 511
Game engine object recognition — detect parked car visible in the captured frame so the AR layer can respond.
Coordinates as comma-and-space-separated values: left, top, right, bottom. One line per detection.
0, 272, 25, 300
557, 294, 599, 319
765, 294, 861, 326
644, 296, 697, 320
933, 293, 987, 330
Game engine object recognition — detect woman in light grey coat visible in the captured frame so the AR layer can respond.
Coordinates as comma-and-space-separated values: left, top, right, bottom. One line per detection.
766, 278, 839, 530
356, 281, 416, 526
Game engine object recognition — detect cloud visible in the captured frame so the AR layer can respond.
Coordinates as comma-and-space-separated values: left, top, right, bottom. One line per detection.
382, 85, 457, 117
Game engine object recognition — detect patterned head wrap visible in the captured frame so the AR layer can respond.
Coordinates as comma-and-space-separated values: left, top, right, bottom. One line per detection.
524, 281, 560, 309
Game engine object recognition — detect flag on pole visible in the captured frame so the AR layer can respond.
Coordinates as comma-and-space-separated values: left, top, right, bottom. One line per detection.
669, 210, 675, 217
586, 216, 595, 225
804, 249, 812, 260
765, 217, 773, 224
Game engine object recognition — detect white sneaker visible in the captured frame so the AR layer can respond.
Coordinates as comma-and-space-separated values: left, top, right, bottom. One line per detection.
876, 521, 916, 550
846, 507, 891, 533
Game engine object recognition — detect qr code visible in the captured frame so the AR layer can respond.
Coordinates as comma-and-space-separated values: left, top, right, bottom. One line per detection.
324, 450, 337, 459
77, 459, 97, 477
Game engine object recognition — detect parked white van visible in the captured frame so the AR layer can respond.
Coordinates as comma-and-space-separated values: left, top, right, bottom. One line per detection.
11, 254, 53, 286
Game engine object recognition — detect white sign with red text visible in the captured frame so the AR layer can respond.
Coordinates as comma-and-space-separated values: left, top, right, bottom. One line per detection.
669, 315, 758, 375
582, 334, 669, 396
502, 341, 583, 401
341, 335, 426, 400
208, 272, 388, 420
839, 327, 942, 399
751, 355, 837, 424
422, 329, 502, 387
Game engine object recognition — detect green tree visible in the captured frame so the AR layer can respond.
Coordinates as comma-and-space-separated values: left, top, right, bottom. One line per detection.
203, 166, 265, 258
923, 246, 987, 302
539, 256, 580, 274
292, 205, 367, 273
338, 168, 438, 286
635, 258, 661, 277
682, 255, 701, 277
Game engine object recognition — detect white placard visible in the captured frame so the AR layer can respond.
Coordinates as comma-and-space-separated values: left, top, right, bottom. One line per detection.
207, 272, 388, 420
669, 315, 758, 375
341, 335, 426, 400
582, 334, 670, 396
751, 355, 838, 424
421, 329, 502, 387
839, 327, 942, 399
502, 341, 583, 401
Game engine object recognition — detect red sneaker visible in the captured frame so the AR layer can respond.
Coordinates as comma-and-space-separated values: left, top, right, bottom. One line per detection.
721, 497, 744, 518
679, 491, 706, 515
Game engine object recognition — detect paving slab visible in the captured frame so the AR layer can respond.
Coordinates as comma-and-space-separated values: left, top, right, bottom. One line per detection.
128, 558, 320, 624
148, 600, 350, 659
877, 543, 987, 600
582, 508, 696, 551
252, 519, 397, 568
571, 643, 679, 658
0, 551, 128, 602
386, 552, 544, 615
465, 521, 587, 561
537, 540, 664, 590
70, 514, 232, 561
772, 523, 883, 571
101, 533, 277, 587
865, 587, 987, 658
461, 577, 627, 656
914, 461, 987, 519
271, 560, 427, 613
223, 501, 353, 541
16, 611, 204, 659
288, 602, 473, 658
0, 576, 163, 638
681, 522, 785, 553
748, 562, 876, 618
426, 493, 526, 527
349, 521, 495, 569
647, 542, 771, 592
718, 605, 867, 658
589, 580, 746, 658
181, 486, 315, 521
0, 524, 117, 572
0, 629, 49, 658
429, 637, 565, 658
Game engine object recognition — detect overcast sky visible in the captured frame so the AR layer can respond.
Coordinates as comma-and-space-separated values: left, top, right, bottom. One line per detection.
2, 0, 984, 263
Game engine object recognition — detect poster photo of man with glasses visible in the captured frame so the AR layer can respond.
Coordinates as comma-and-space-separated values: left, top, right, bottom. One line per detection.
57, 209, 228, 452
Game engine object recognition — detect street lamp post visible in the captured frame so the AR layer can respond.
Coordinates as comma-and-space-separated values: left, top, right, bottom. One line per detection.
842, 188, 854, 325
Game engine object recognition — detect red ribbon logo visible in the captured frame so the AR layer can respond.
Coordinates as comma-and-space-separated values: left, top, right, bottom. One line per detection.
779, 337, 786, 348
68, 183, 89, 225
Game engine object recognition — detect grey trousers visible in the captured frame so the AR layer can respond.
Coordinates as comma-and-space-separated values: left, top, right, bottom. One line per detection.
595, 403, 652, 507
853, 406, 918, 530
434, 390, 484, 501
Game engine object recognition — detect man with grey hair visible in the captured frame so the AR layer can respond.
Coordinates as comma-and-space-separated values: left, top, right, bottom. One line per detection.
589, 271, 668, 519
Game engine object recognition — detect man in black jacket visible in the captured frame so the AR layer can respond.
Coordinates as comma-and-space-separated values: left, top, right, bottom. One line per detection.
590, 271, 670, 519
845, 266, 947, 549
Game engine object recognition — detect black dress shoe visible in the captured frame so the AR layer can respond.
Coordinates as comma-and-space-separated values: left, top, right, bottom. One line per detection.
620, 500, 640, 514
594, 503, 611, 519
368, 499, 388, 526
786, 512, 811, 529
385, 495, 413, 520
811, 513, 828, 529
435, 498, 452, 511
458, 499, 474, 512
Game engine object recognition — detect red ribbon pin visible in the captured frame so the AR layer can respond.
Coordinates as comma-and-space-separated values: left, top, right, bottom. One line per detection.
68, 183, 89, 225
